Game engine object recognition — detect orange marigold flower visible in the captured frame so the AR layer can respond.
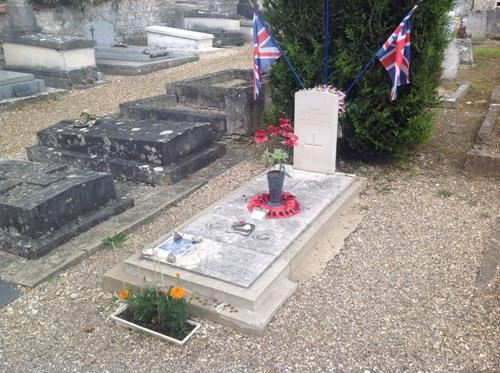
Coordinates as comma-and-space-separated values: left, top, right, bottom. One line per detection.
170, 287, 185, 300
118, 289, 129, 300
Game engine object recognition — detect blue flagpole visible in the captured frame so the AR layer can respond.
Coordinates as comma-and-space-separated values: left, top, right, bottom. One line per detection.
324, 0, 330, 85
255, 10, 306, 89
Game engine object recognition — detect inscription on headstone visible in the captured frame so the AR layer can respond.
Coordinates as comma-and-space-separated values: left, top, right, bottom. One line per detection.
82, 21, 115, 46
293, 90, 339, 174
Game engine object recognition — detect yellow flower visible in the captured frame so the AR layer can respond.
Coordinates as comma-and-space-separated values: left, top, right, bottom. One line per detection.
118, 289, 129, 300
174, 272, 181, 279
170, 287, 185, 300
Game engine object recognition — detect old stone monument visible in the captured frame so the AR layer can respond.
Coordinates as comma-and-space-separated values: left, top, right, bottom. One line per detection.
81, 21, 198, 75
0, 160, 133, 259
2, 0, 102, 89
4, 0, 41, 34
293, 90, 339, 174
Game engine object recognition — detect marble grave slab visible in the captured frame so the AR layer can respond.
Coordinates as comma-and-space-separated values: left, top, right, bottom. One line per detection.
151, 168, 354, 288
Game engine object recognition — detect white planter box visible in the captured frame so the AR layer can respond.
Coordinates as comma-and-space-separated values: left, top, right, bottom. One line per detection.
111, 304, 200, 346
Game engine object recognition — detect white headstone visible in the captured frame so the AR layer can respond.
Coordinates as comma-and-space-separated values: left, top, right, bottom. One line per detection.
293, 90, 338, 174
82, 21, 115, 46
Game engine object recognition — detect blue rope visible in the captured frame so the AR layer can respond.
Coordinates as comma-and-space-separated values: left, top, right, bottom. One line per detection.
324, 0, 330, 85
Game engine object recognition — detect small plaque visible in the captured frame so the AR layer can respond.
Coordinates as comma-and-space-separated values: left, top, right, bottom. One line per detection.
153, 235, 195, 259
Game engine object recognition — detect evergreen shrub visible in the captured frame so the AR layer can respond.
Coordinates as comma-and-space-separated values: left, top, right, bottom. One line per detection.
263, 0, 454, 159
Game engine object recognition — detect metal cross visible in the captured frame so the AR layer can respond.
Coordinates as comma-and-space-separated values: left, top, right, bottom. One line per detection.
89, 25, 95, 40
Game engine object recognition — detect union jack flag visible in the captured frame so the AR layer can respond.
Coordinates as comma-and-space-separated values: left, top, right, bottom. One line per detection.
376, 4, 419, 101
253, 12, 282, 99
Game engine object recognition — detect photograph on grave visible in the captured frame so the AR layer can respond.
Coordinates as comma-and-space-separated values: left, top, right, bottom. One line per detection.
104, 167, 364, 332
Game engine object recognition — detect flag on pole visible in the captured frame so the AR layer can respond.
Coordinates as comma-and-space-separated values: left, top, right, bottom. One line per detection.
253, 12, 282, 99
376, 4, 419, 101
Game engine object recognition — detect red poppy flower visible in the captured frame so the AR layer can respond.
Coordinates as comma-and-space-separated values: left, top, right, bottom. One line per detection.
282, 133, 298, 148
267, 125, 279, 137
278, 118, 291, 126
254, 129, 268, 144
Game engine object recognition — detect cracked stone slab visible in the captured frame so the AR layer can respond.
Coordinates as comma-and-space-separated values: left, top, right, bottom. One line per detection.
0, 160, 133, 259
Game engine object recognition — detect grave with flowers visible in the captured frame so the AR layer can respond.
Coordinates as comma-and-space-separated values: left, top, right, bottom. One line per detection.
104, 95, 365, 333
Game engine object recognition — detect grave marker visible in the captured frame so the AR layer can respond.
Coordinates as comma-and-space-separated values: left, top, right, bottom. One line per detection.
293, 90, 339, 174
82, 21, 115, 46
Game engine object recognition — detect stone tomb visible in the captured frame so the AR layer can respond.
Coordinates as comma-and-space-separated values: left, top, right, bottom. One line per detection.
104, 168, 366, 333
294, 90, 339, 174
82, 21, 198, 75
0, 160, 133, 259
27, 117, 226, 185
179, 10, 246, 47
3, 33, 101, 89
0, 70, 46, 101
145, 26, 216, 53
120, 69, 266, 136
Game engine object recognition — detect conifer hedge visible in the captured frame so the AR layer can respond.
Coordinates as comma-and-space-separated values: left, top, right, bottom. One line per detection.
263, 0, 453, 158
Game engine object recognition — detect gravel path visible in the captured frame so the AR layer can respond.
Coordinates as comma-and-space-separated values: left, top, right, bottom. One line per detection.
0, 47, 499, 372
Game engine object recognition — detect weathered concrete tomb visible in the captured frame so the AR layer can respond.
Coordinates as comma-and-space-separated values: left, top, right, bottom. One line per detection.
27, 116, 226, 185
121, 69, 266, 136
0, 70, 46, 101
0, 160, 133, 259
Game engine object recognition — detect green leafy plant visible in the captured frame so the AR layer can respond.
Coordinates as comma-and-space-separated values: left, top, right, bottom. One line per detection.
254, 118, 298, 173
438, 189, 453, 198
102, 232, 127, 251
263, 0, 454, 159
117, 274, 191, 339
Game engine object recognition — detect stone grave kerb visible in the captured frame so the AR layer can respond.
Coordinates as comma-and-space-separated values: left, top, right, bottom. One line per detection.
4, 0, 42, 34
293, 90, 339, 174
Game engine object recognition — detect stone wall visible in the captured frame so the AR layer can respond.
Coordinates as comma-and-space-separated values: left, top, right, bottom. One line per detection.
473, 0, 497, 10
0, 0, 238, 45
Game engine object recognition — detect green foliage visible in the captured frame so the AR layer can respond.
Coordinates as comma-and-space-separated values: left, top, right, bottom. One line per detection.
474, 47, 500, 58
263, 0, 454, 159
262, 148, 289, 170
125, 287, 189, 336
102, 232, 127, 251
438, 189, 453, 198
29, 0, 107, 11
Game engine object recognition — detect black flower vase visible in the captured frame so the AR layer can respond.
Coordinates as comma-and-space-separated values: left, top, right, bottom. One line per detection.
267, 170, 285, 207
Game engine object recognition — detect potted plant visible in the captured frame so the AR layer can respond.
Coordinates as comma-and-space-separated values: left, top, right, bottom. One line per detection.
254, 118, 298, 207
111, 275, 200, 346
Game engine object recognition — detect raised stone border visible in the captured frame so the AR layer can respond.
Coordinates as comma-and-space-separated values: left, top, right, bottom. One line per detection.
438, 82, 471, 109
119, 95, 227, 134
167, 69, 266, 135
104, 172, 366, 334
475, 218, 500, 293
96, 54, 198, 76
492, 86, 500, 104
465, 103, 500, 176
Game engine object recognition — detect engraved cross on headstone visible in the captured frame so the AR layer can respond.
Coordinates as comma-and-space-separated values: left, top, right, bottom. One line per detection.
89, 25, 95, 40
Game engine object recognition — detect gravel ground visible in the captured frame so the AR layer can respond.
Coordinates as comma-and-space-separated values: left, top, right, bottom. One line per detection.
0, 47, 499, 372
